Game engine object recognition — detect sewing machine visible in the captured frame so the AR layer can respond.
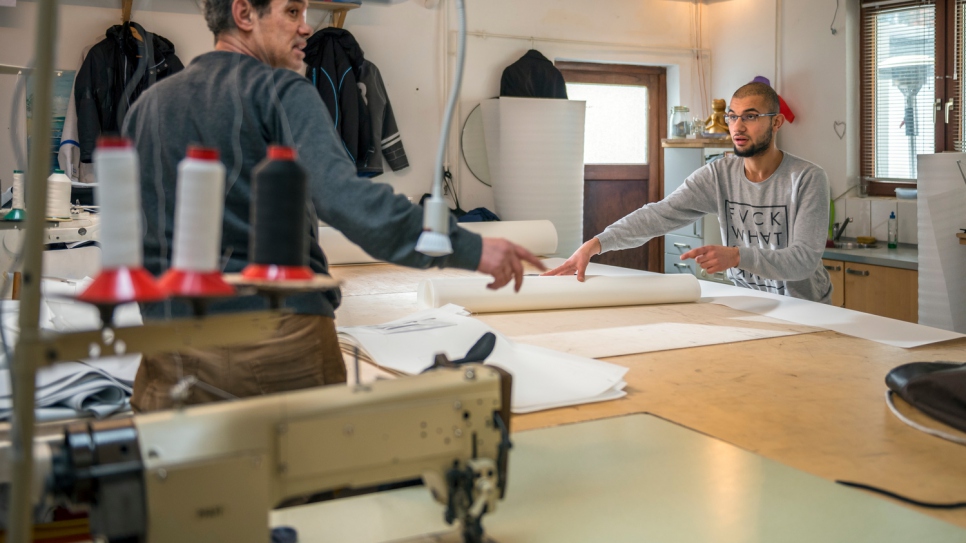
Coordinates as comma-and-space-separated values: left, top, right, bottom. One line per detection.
29, 362, 511, 543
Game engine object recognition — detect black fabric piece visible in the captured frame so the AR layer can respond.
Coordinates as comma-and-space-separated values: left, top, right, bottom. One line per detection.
74, 23, 183, 163
303, 28, 374, 172
836, 481, 966, 509
500, 49, 568, 99
458, 207, 500, 222
270, 527, 298, 543
251, 158, 309, 267
885, 361, 966, 433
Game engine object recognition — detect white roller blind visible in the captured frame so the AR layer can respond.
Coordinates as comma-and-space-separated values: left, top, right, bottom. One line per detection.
861, 1, 936, 180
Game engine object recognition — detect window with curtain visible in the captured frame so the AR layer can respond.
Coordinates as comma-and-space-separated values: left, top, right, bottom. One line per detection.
861, 0, 966, 191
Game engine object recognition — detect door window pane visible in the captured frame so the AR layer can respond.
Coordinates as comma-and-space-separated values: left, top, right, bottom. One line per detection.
566, 83, 648, 165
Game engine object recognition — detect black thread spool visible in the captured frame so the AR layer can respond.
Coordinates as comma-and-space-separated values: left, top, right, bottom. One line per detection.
242, 145, 313, 281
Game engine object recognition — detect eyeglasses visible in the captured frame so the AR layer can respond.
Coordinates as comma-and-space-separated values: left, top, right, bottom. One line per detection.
724, 112, 779, 125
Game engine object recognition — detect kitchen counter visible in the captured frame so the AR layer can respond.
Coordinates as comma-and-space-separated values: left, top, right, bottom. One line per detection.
822, 242, 918, 271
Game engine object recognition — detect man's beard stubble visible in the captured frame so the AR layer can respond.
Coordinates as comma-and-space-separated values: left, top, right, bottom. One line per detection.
733, 127, 773, 158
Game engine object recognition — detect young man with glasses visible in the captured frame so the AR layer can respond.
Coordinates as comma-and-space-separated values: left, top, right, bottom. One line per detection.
546, 82, 832, 303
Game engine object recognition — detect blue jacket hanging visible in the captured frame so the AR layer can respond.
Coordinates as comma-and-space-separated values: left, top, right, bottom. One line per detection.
303, 28, 374, 171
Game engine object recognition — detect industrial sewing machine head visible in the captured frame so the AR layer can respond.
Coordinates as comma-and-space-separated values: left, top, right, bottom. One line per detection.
25, 362, 511, 543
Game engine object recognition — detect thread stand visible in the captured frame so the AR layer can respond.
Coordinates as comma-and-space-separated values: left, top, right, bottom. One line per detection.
223, 273, 342, 310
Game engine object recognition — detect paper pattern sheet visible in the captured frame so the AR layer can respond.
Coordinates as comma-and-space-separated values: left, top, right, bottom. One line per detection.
338, 305, 628, 413
418, 274, 701, 313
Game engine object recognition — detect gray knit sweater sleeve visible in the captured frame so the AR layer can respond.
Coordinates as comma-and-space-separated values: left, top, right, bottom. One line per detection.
595, 166, 719, 252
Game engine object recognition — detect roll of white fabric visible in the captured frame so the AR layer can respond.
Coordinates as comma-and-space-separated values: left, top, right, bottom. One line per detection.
318, 226, 380, 265
45, 170, 72, 219
171, 148, 226, 272
418, 274, 701, 314
94, 139, 142, 269
319, 220, 560, 265
460, 220, 558, 256
11, 171, 24, 209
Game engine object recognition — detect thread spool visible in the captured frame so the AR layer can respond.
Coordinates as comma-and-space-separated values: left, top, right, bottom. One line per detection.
94, 138, 142, 269
77, 136, 166, 308
241, 145, 313, 281
46, 169, 72, 220
6, 171, 25, 221
158, 146, 235, 297
11, 171, 24, 209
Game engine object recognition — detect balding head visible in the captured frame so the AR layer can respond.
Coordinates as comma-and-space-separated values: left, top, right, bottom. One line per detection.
732, 82, 780, 114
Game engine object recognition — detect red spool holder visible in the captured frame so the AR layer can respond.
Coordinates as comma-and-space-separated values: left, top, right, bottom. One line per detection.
76, 267, 168, 305
158, 269, 236, 298
240, 264, 314, 282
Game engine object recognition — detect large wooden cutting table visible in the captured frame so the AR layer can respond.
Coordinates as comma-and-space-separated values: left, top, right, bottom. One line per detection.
328, 262, 966, 528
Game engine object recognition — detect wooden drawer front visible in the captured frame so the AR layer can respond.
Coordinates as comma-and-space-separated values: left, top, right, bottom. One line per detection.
843, 263, 918, 323
822, 259, 845, 308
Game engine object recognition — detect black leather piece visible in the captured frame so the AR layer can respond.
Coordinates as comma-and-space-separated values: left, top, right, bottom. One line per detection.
885, 362, 966, 433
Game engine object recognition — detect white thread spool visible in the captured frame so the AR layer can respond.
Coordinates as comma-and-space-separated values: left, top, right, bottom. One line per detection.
171, 147, 226, 272
94, 137, 142, 269
11, 171, 24, 209
45, 169, 72, 219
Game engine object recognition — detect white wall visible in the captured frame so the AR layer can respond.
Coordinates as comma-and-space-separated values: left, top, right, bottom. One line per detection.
703, 0, 855, 212
0, 0, 711, 213
452, 0, 708, 212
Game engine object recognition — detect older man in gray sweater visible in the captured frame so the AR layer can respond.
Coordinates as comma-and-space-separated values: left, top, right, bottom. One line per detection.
123, 0, 543, 411
547, 82, 832, 304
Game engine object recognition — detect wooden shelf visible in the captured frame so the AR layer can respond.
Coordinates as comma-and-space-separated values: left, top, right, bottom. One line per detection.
308, 1, 360, 28
661, 137, 732, 148
0, 64, 32, 76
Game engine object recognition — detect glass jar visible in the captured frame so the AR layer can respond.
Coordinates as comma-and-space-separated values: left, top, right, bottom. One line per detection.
669, 106, 690, 139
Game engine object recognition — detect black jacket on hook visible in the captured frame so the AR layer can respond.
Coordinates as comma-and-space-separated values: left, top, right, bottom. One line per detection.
303, 27, 374, 172
500, 49, 568, 99
74, 22, 183, 163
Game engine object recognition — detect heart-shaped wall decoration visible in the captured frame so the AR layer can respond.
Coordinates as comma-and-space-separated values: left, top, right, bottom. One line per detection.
834, 121, 846, 140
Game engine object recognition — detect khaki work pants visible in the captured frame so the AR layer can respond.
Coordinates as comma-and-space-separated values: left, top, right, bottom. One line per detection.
132, 314, 347, 412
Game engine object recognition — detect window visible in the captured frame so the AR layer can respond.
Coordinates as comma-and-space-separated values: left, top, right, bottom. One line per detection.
566, 83, 650, 165
861, 0, 966, 192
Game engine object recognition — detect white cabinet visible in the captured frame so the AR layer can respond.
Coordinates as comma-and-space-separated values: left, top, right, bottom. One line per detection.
662, 141, 732, 284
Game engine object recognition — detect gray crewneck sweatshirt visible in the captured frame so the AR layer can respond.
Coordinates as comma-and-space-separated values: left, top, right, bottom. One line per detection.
596, 152, 832, 303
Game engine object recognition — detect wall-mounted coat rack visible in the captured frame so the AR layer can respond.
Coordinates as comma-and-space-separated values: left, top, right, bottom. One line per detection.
308, 1, 360, 29
121, 0, 132, 22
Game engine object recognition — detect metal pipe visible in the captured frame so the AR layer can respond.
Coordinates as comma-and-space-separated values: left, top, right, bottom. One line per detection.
464, 30, 709, 55
9, 0, 59, 541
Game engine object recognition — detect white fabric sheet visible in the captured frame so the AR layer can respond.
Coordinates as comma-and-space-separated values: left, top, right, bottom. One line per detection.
511, 322, 810, 359
418, 274, 701, 313
338, 305, 628, 413
482, 98, 585, 257
0, 280, 142, 421
539, 258, 964, 348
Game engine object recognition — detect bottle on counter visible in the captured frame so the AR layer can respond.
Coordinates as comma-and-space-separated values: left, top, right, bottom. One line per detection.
887, 211, 898, 249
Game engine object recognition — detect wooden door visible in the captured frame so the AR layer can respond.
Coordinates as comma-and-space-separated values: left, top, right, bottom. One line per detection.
822, 259, 845, 308
843, 263, 918, 323
557, 62, 667, 272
